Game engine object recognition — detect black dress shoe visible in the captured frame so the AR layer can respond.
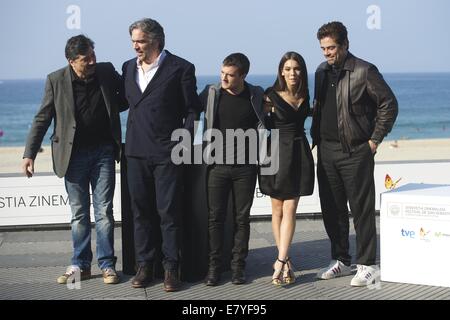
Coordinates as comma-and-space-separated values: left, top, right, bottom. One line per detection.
131, 265, 153, 288
231, 269, 246, 285
164, 270, 181, 292
205, 270, 221, 286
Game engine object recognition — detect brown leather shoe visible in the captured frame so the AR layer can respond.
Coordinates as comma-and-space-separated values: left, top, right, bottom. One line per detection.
131, 265, 153, 288
164, 270, 180, 292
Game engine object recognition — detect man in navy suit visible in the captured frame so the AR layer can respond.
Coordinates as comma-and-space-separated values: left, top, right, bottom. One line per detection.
122, 18, 201, 292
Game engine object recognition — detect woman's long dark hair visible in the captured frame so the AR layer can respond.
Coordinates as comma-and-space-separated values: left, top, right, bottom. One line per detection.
272, 51, 309, 100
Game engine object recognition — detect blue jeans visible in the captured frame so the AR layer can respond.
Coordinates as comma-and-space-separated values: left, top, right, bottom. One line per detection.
64, 144, 116, 270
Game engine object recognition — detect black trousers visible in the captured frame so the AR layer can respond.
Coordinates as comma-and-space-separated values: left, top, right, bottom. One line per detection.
207, 164, 257, 272
127, 157, 182, 271
317, 140, 376, 266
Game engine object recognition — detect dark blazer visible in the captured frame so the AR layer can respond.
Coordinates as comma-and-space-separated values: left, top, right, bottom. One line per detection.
23, 62, 127, 178
122, 50, 201, 163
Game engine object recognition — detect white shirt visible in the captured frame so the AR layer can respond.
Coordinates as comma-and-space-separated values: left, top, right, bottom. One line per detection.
135, 50, 167, 93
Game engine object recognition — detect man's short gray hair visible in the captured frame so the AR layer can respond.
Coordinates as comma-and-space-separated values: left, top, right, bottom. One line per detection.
129, 18, 165, 51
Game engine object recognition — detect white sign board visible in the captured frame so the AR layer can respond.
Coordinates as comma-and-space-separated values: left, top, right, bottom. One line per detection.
251, 160, 450, 216
1, 160, 450, 226
251, 182, 320, 215
0, 173, 121, 226
380, 183, 450, 287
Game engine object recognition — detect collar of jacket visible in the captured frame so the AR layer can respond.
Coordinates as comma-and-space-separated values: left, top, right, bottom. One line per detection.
208, 81, 258, 95
317, 52, 356, 73
206, 81, 266, 129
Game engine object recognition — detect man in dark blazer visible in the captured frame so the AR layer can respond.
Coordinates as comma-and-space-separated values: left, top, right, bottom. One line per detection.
22, 35, 127, 285
122, 18, 201, 292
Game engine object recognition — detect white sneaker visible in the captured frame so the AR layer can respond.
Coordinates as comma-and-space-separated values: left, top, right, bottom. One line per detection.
317, 260, 352, 280
56, 265, 91, 284
350, 264, 379, 287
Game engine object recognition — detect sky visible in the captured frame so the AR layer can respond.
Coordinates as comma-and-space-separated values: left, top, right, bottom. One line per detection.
1, 0, 450, 79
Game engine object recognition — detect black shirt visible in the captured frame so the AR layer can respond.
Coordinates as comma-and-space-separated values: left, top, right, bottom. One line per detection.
215, 86, 259, 164
320, 66, 340, 142
71, 68, 113, 149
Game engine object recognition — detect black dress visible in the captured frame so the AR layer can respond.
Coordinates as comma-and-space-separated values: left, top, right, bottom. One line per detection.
259, 90, 315, 199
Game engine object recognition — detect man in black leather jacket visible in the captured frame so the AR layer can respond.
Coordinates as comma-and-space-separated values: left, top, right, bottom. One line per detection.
311, 21, 398, 287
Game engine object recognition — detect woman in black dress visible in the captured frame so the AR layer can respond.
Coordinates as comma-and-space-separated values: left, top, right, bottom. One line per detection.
259, 52, 314, 285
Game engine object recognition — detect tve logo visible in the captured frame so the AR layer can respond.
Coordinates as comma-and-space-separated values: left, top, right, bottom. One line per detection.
401, 229, 415, 239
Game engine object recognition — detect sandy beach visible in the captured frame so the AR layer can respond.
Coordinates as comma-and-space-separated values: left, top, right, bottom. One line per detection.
1, 138, 450, 174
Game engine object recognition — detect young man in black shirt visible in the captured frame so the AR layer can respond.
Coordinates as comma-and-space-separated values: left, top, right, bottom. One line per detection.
200, 53, 266, 286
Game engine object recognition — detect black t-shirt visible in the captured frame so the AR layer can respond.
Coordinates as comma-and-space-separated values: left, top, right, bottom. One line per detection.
71, 69, 113, 149
215, 86, 258, 164
320, 67, 340, 142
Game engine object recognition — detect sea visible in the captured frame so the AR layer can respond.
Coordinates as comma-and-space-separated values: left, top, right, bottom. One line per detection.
1, 73, 450, 146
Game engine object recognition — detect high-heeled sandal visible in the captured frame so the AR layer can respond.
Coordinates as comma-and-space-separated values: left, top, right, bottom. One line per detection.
283, 257, 296, 284
272, 258, 286, 285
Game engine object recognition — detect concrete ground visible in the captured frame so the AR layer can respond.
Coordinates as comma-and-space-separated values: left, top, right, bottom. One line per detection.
1, 217, 450, 303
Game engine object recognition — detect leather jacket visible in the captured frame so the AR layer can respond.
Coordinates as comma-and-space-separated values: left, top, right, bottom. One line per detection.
311, 52, 398, 153
199, 82, 268, 165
